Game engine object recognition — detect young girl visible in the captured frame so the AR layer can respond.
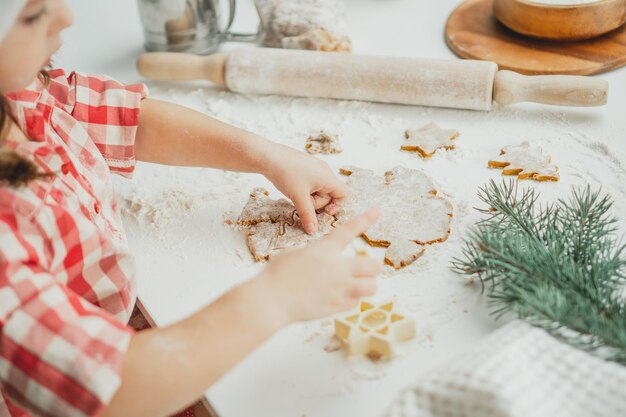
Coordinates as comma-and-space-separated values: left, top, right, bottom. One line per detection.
0, 1, 382, 416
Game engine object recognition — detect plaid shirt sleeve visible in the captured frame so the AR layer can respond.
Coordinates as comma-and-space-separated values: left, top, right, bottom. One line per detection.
0, 213, 134, 417
47, 69, 148, 177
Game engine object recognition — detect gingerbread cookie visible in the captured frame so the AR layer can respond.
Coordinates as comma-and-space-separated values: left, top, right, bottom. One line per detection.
402, 123, 460, 158
336, 166, 453, 269
237, 189, 334, 261
305, 132, 343, 155
488, 141, 559, 182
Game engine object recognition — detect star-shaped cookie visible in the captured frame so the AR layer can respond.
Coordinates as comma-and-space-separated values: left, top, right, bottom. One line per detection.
488, 141, 559, 182
401, 123, 460, 158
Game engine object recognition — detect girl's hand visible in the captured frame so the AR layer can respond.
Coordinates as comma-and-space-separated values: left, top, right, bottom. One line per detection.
262, 143, 349, 235
254, 209, 382, 324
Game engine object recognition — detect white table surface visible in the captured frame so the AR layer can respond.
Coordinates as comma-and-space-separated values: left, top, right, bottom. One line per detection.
58, 1, 626, 417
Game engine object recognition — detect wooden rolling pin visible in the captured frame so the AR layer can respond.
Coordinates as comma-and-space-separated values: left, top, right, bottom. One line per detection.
137, 48, 608, 111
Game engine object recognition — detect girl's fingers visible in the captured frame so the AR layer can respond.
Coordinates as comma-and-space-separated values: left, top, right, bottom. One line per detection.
351, 256, 383, 277
291, 192, 318, 235
326, 208, 381, 249
328, 183, 349, 208
311, 193, 332, 210
349, 278, 378, 298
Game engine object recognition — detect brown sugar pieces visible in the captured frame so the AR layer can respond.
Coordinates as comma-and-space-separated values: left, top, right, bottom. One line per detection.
237, 189, 334, 261
488, 141, 559, 182
335, 166, 453, 269
334, 300, 416, 360
305, 132, 343, 155
402, 122, 460, 158
257, 0, 351, 52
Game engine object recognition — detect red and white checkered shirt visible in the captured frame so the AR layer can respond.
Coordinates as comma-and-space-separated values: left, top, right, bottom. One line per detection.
0, 70, 147, 417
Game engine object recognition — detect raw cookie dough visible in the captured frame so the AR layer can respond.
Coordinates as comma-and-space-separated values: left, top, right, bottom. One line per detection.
237, 189, 334, 261
488, 141, 559, 182
401, 122, 460, 158
236, 167, 453, 268
336, 166, 453, 269
256, 0, 351, 51
305, 132, 343, 155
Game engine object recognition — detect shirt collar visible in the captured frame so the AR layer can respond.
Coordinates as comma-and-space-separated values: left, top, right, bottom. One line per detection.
6, 78, 49, 143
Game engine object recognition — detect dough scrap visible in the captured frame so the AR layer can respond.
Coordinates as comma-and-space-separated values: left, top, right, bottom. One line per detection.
256, 0, 351, 52
401, 122, 460, 158
237, 188, 334, 261
305, 132, 343, 155
488, 141, 559, 182
237, 188, 295, 226
336, 166, 453, 269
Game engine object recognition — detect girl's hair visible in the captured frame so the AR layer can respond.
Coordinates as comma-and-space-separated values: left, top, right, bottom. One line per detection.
0, 71, 51, 187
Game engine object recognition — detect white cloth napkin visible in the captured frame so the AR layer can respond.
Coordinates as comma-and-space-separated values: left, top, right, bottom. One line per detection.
386, 320, 626, 417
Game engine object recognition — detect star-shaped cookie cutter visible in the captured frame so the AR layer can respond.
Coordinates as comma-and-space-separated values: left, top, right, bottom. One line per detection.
334, 300, 416, 359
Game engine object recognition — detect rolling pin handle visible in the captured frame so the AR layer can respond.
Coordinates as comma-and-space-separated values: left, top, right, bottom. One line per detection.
493, 70, 608, 107
136, 52, 228, 87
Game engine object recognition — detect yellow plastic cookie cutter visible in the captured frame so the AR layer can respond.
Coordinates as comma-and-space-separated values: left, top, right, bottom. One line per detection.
334, 300, 416, 359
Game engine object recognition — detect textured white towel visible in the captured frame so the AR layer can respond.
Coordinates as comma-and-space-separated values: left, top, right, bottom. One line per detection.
0, 0, 26, 44
386, 321, 626, 417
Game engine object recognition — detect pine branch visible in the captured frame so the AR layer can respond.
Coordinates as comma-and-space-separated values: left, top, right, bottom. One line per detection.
452, 179, 626, 364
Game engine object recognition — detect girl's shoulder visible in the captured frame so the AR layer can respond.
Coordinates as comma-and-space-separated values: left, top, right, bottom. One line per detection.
7, 69, 130, 112
8, 70, 147, 130
7, 69, 75, 111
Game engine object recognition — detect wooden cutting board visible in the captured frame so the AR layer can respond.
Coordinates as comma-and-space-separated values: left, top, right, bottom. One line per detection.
445, 0, 626, 75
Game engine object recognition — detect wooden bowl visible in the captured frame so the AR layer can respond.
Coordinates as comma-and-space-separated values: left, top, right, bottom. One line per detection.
493, 0, 626, 41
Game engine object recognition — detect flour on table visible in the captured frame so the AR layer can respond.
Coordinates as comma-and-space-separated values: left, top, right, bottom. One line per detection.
348, 357, 389, 380
119, 185, 214, 231
324, 338, 343, 353
336, 166, 453, 270
256, 0, 351, 51
124, 81, 626, 412
305, 131, 343, 155
402, 123, 460, 158
223, 210, 236, 226
488, 141, 559, 182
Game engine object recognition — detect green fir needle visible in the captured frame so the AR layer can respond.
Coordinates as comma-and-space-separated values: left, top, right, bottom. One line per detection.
452, 179, 626, 364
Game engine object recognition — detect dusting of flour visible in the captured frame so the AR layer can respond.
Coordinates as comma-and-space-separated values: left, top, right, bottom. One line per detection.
113, 83, 626, 403
119, 186, 209, 231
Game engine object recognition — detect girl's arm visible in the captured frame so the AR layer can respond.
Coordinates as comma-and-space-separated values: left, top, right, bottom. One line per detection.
134, 98, 349, 235
135, 98, 276, 174
101, 210, 382, 417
